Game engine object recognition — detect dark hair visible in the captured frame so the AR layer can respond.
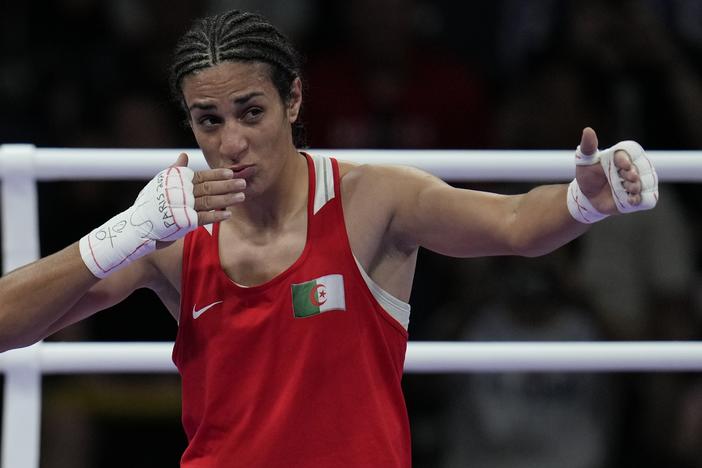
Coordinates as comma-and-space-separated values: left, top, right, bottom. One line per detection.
169, 10, 306, 147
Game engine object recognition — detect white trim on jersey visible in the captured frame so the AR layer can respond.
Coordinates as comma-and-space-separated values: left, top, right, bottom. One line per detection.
311, 153, 411, 330
311, 154, 335, 215
354, 256, 411, 330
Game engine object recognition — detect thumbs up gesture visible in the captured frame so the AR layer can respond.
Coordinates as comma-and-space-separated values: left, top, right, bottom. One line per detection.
568, 128, 658, 223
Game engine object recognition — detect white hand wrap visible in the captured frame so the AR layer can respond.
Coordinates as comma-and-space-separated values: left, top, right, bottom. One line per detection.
567, 179, 609, 224
568, 141, 659, 224
79, 166, 198, 278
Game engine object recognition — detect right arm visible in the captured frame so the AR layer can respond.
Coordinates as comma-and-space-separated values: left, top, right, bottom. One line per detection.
0, 153, 244, 352
0, 243, 156, 352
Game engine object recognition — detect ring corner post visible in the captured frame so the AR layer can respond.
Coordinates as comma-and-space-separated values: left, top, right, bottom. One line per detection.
0, 144, 43, 468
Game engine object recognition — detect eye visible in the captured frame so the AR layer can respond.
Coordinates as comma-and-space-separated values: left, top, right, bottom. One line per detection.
242, 107, 264, 123
197, 115, 221, 128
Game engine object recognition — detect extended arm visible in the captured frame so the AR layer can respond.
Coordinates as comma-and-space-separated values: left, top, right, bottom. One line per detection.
396, 181, 587, 258
387, 128, 656, 257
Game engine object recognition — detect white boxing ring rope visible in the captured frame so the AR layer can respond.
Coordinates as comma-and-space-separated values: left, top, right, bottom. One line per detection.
1, 145, 702, 468
3, 341, 702, 374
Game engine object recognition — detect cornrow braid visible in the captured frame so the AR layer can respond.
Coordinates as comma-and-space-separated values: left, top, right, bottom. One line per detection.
169, 10, 306, 147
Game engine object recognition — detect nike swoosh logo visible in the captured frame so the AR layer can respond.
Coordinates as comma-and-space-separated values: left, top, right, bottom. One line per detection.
192, 301, 224, 319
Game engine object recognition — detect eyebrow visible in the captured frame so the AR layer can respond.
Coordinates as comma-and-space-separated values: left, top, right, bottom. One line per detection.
188, 92, 265, 113
233, 92, 264, 105
188, 102, 216, 112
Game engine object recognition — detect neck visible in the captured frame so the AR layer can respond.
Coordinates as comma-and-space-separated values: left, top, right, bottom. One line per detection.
227, 149, 308, 230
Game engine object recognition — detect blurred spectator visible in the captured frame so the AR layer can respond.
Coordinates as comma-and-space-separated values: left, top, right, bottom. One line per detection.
439, 255, 617, 468
576, 188, 696, 340
206, 0, 316, 45
495, 0, 702, 150
576, 190, 697, 468
491, 0, 700, 340
495, 57, 602, 149
494, 0, 565, 79
303, 0, 491, 148
109, 93, 182, 148
490, 7, 702, 467
672, 376, 702, 467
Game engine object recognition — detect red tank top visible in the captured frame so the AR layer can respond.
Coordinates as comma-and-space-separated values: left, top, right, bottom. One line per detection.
174, 154, 411, 467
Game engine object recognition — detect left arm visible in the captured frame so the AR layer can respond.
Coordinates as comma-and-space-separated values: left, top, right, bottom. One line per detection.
385, 127, 651, 258
388, 170, 587, 258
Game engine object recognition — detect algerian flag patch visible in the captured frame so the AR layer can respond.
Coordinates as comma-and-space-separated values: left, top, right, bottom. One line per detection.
291, 274, 346, 318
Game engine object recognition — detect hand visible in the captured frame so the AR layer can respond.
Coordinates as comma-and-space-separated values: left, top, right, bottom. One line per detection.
81, 153, 247, 278
574, 127, 643, 215
171, 153, 246, 225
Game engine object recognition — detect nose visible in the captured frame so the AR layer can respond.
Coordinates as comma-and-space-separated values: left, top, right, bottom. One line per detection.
219, 120, 248, 161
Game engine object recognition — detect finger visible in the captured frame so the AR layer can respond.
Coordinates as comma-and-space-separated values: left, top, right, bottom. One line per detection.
194, 192, 245, 212
613, 149, 635, 171
192, 168, 235, 184
198, 209, 233, 226
618, 165, 640, 183
579, 127, 598, 156
622, 179, 642, 195
193, 178, 246, 197
170, 152, 189, 168
614, 150, 642, 197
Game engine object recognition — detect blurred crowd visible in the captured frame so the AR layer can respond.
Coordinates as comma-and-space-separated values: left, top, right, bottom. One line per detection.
2, 0, 702, 467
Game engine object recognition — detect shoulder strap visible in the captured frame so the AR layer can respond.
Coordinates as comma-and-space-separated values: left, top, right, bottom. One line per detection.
310, 153, 336, 215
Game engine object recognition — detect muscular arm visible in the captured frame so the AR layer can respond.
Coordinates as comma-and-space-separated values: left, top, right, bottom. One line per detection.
0, 243, 146, 351
384, 128, 648, 258
392, 170, 588, 258
370, 166, 586, 258
0, 237, 183, 353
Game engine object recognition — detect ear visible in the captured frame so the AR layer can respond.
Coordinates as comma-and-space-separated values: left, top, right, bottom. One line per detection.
287, 77, 303, 123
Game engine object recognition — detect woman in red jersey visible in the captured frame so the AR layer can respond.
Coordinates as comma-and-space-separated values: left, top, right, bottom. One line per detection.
0, 10, 657, 468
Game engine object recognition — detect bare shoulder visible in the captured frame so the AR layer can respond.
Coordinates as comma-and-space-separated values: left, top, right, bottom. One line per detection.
338, 160, 441, 201
338, 161, 447, 230
337, 160, 447, 253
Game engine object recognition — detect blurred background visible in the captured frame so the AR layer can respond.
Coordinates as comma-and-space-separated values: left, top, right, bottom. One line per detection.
2, 0, 702, 466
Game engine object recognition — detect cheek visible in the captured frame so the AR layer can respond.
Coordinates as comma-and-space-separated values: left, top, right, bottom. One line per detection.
190, 126, 206, 145
191, 134, 219, 167
192, 129, 218, 153
254, 120, 286, 148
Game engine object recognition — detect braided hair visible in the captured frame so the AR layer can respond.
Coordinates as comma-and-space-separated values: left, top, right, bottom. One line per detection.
169, 10, 305, 147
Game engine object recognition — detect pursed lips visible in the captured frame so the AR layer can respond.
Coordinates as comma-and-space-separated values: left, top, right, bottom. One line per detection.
229, 165, 256, 179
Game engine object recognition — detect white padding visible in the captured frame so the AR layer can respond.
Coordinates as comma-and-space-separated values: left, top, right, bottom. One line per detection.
599, 141, 659, 213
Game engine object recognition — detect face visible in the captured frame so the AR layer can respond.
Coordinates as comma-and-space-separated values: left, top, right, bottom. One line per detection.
181, 61, 302, 198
